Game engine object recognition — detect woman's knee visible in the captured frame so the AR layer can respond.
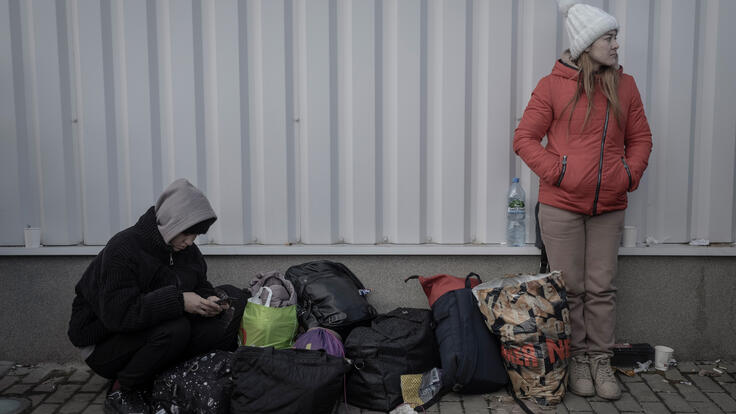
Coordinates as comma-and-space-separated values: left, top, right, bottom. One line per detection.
148, 317, 191, 350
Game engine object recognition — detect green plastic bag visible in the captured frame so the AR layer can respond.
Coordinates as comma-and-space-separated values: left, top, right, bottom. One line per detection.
238, 287, 298, 349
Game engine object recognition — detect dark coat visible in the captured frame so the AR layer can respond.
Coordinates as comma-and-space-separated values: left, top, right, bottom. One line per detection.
68, 207, 215, 347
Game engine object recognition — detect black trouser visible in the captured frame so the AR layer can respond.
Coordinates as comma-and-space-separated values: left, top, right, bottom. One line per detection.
85, 285, 247, 389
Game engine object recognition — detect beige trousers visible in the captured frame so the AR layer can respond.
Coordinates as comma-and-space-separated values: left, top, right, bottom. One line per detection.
538, 203, 625, 356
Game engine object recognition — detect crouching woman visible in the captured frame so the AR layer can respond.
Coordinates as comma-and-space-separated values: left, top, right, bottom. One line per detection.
68, 178, 246, 413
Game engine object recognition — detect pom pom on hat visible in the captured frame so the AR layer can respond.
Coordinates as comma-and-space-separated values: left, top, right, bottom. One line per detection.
558, 0, 577, 16
558, 0, 619, 60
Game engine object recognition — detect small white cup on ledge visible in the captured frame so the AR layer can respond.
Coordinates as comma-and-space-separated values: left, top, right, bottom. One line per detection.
24, 227, 41, 248
622, 225, 637, 247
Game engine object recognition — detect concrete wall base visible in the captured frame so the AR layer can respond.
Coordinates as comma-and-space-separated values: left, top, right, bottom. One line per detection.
1, 255, 734, 363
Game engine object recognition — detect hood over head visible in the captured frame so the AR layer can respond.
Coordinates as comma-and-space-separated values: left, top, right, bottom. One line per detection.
155, 178, 217, 244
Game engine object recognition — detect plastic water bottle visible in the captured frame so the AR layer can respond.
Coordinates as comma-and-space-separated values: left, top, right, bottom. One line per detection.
506, 178, 526, 246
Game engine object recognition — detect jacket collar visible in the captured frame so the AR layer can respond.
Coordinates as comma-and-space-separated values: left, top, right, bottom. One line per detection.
552, 50, 624, 81
134, 206, 172, 255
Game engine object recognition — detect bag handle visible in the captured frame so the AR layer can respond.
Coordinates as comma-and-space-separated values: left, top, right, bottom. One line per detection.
465, 272, 481, 288
404, 275, 420, 283
255, 286, 273, 307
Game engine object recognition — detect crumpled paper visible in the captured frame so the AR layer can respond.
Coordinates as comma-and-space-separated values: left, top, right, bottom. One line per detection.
390, 403, 417, 414
689, 239, 710, 246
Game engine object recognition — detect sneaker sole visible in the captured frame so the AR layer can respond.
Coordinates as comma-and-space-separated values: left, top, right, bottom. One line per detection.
569, 387, 596, 397
595, 391, 622, 400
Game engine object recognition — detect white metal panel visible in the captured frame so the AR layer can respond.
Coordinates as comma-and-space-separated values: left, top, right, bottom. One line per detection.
469, 0, 490, 246
14, 0, 43, 236
0, 0, 21, 244
245, 0, 265, 244
167, 1, 199, 186
204, 0, 244, 244
258, 0, 292, 244
337, 0, 379, 244
612, 0, 652, 237
76, 0, 117, 244
647, 1, 697, 244
298, 0, 335, 244
110, 0, 129, 227
691, 0, 736, 243
516, 0, 559, 244
30, 0, 82, 245
427, 0, 468, 244
481, 0, 514, 243
387, 0, 423, 244
1, 0, 735, 248
121, 0, 157, 223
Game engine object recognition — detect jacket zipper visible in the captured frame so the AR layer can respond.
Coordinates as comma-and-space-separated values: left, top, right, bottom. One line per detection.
592, 103, 611, 215
556, 155, 568, 186
168, 251, 181, 288
621, 156, 632, 191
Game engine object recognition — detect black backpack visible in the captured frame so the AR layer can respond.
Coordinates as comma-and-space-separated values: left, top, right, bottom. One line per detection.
430, 273, 508, 394
230, 346, 350, 414
151, 350, 234, 414
285, 260, 377, 338
344, 307, 441, 412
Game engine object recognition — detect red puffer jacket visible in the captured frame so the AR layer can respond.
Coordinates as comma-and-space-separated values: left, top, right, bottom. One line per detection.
513, 59, 652, 216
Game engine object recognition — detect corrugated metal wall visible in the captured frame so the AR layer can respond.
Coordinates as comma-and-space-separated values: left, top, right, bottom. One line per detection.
1, 0, 735, 247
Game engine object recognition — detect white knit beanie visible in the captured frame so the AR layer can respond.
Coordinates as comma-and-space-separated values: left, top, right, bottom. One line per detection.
558, 0, 619, 60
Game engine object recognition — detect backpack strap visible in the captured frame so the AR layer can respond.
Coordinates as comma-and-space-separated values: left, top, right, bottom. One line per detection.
413, 386, 449, 412
465, 272, 481, 289
539, 246, 550, 274
507, 384, 536, 414
534, 201, 551, 274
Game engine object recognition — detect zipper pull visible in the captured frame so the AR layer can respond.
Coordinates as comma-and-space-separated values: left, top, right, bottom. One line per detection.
169, 252, 173, 266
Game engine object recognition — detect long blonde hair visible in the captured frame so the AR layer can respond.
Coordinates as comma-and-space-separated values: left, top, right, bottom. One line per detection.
564, 51, 621, 130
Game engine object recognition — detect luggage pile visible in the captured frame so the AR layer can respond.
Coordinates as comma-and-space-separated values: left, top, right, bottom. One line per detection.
152, 262, 569, 413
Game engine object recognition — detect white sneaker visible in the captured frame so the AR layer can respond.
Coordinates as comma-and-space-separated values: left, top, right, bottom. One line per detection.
568, 354, 595, 397
590, 354, 621, 400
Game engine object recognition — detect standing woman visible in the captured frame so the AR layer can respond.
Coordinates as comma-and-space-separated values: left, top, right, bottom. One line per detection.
513, 0, 652, 400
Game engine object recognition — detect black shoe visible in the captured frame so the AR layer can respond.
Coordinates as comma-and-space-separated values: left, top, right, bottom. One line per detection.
104, 388, 151, 414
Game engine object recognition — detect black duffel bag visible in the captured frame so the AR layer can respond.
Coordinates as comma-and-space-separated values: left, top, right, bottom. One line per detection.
285, 260, 377, 338
230, 346, 351, 414
344, 307, 441, 412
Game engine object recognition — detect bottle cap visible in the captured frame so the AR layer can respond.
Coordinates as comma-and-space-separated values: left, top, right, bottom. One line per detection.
512, 177, 519, 183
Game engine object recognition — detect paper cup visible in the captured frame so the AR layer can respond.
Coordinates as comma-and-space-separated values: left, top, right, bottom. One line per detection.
654, 345, 674, 371
24, 227, 41, 248
622, 226, 637, 247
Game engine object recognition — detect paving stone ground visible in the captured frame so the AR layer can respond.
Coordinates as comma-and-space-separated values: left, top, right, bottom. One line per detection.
0, 360, 734, 413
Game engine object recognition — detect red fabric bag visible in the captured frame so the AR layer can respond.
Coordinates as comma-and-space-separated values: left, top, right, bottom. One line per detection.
404, 273, 481, 307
